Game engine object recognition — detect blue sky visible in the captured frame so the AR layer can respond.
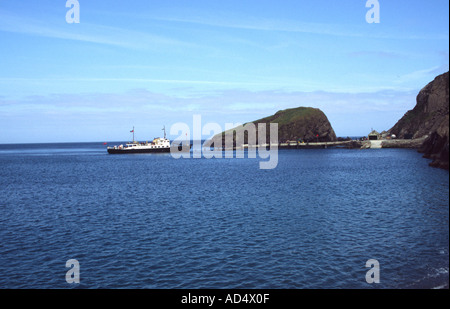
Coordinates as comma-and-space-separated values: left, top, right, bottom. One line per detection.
0, 0, 448, 143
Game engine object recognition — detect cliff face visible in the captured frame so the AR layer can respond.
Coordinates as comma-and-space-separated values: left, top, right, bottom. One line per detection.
390, 71, 449, 169
212, 107, 336, 146
390, 72, 449, 139
419, 129, 449, 169
255, 107, 337, 143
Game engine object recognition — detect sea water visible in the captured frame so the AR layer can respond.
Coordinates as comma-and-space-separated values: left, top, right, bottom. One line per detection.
0, 143, 448, 288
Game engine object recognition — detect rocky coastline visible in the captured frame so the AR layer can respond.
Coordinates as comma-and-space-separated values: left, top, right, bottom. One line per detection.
389, 71, 449, 170
381, 137, 428, 149
209, 72, 448, 169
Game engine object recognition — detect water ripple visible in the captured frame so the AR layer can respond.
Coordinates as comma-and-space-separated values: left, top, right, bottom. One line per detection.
0, 147, 448, 288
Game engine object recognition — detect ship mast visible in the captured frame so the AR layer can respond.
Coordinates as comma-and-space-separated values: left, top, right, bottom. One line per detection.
131, 126, 135, 142
162, 126, 166, 139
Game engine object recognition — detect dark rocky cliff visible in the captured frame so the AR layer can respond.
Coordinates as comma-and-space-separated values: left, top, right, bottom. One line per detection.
253, 107, 337, 143
211, 106, 337, 147
390, 71, 449, 169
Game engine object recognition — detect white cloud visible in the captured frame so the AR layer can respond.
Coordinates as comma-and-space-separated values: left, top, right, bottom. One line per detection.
0, 9, 192, 50
394, 66, 448, 86
147, 8, 449, 41
0, 87, 419, 140
0, 88, 418, 114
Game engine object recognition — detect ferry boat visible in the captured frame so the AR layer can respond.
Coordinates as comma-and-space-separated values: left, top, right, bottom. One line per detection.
107, 126, 172, 154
